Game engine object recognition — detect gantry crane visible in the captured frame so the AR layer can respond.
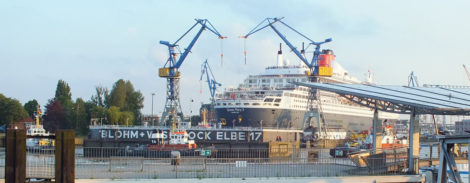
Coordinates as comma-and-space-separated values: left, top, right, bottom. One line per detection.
158, 19, 225, 128
242, 17, 334, 137
200, 59, 222, 103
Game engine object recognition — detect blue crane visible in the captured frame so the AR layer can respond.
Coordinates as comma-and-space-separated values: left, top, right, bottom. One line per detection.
241, 17, 332, 77
242, 17, 334, 133
200, 59, 222, 103
158, 19, 225, 127
408, 71, 419, 87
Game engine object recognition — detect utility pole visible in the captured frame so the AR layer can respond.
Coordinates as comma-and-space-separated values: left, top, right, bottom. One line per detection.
75, 105, 79, 130
189, 98, 194, 125
152, 93, 156, 126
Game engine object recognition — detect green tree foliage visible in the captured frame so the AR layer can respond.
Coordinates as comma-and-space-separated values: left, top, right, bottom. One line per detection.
41, 79, 144, 131
55, 79, 72, 104
91, 86, 109, 108
0, 94, 29, 125
109, 80, 127, 109
43, 99, 66, 132
92, 106, 107, 122
24, 99, 39, 118
85, 100, 107, 126
106, 106, 121, 125
44, 80, 75, 130
120, 111, 134, 126
74, 98, 88, 135
108, 79, 144, 123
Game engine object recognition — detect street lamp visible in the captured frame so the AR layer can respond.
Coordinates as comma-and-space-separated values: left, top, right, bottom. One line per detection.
152, 93, 156, 126
189, 98, 194, 125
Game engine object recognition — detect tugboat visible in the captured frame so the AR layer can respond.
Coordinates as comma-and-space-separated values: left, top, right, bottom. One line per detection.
380, 124, 408, 149
146, 130, 197, 151
26, 106, 54, 153
145, 117, 198, 157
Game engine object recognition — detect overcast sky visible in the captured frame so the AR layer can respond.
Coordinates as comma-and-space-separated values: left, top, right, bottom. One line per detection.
1, 0, 470, 116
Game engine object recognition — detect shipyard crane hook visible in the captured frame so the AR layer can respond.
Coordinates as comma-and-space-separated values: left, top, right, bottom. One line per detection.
158, 19, 225, 129
200, 59, 222, 103
242, 17, 334, 137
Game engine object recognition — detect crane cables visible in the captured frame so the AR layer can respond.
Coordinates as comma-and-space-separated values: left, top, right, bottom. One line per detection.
219, 36, 227, 66
244, 38, 247, 64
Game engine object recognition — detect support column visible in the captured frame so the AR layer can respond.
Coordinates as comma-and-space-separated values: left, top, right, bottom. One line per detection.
437, 140, 447, 183
408, 109, 420, 174
5, 129, 26, 183
372, 108, 382, 154
468, 140, 470, 183
56, 130, 75, 183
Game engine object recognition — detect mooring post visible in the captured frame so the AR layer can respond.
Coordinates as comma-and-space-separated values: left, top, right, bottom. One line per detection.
5, 129, 26, 183
55, 130, 75, 183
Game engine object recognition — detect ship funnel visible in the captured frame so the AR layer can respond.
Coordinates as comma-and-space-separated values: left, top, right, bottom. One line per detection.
277, 43, 283, 67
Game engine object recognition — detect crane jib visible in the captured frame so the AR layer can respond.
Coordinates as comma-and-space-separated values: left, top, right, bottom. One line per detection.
242, 17, 332, 76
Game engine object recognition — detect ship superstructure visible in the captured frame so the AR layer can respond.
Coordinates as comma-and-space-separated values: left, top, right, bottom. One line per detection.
214, 50, 399, 132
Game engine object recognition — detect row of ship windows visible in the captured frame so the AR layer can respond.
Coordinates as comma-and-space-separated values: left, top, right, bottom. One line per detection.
248, 84, 297, 88
292, 105, 306, 109
263, 98, 282, 102
248, 78, 308, 84
216, 103, 280, 107
216, 99, 354, 108
293, 99, 307, 103
285, 93, 308, 99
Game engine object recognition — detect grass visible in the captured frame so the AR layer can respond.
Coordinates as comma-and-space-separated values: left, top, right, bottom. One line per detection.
196, 173, 205, 180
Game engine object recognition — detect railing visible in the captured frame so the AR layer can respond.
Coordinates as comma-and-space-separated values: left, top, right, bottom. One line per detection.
26, 146, 56, 179
1, 146, 411, 179
1, 146, 465, 179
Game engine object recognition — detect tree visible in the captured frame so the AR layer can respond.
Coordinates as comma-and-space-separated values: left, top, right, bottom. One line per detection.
120, 111, 134, 126
43, 99, 66, 132
109, 80, 127, 109
92, 106, 107, 124
108, 79, 144, 124
0, 94, 28, 125
24, 99, 39, 118
53, 80, 74, 129
91, 86, 109, 108
74, 98, 88, 135
55, 80, 72, 103
106, 106, 121, 125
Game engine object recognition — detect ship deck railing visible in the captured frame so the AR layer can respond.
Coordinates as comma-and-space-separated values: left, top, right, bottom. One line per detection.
89, 125, 263, 131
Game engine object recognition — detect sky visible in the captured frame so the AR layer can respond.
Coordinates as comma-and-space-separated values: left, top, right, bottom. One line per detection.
1, 0, 470, 116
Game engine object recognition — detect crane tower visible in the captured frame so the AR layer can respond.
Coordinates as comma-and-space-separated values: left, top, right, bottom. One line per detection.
158, 19, 225, 129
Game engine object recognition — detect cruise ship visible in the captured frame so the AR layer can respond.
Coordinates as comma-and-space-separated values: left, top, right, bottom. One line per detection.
214, 47, 399, 132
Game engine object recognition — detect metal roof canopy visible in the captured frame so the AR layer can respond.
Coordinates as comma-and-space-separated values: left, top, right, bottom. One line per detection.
294, 82, 470, 115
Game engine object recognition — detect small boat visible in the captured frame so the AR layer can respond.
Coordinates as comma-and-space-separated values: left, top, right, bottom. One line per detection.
145, 130, 198, 158
381, 125, 408, 149
26, 106, 54, 153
